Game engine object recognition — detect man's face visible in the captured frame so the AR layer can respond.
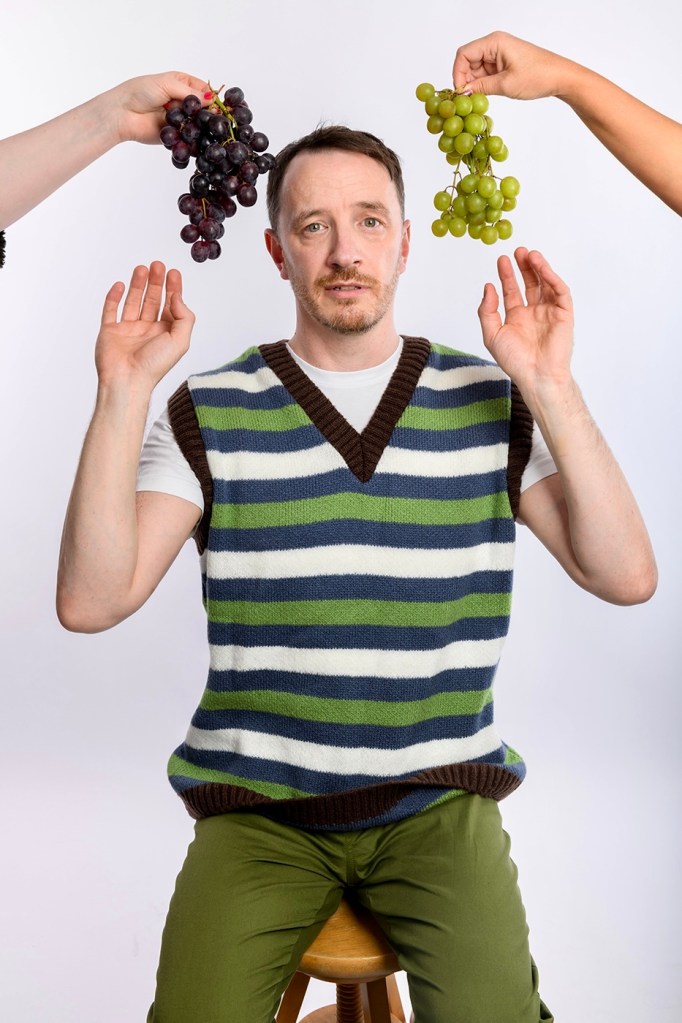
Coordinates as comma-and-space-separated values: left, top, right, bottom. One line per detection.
265, 149, 410, 337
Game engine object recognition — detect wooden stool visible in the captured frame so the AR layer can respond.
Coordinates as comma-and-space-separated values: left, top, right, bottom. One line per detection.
276, 899, 408, 1023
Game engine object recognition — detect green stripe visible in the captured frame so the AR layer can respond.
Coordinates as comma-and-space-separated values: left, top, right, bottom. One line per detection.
234, 347, 260, 364
429, 343, 471, 357
195, 403, 311, 432
399, 397, 509, 430
167, 754, 309, 799
504, 745, 524, 766
211, 492, 509, 529
207, 592, 511, 627
199, 688, 493, 724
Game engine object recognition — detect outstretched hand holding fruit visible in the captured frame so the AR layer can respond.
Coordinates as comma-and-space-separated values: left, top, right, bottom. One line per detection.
0, 71, 208, 231
452, 30, 682, 215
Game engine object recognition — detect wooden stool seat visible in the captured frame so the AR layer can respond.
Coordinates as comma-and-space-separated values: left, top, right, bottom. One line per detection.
276, 899, 408, 1023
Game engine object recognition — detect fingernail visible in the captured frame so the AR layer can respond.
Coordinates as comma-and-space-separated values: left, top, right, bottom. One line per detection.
203, 90, 213, 100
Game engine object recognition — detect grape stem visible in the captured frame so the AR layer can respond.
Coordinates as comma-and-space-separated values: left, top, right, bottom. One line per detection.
206, 82, 239, 141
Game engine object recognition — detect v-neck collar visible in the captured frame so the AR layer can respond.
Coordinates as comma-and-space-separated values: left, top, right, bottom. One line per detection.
259, 336, 431, 483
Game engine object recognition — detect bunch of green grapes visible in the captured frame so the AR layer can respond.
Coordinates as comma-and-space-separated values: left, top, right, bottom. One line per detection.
415, 82, 520, 245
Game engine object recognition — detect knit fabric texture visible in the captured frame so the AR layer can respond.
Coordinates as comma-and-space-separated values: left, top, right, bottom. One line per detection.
166, 337, 532, 830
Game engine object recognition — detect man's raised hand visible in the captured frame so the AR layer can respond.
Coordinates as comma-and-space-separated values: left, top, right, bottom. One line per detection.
96, 261, 195, 390
478, 248, 574, 394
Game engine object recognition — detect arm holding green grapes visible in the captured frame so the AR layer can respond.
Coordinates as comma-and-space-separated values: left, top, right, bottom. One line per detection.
481, 247, 657, 605
0, 71, 209, 230
453, 31, 682, 216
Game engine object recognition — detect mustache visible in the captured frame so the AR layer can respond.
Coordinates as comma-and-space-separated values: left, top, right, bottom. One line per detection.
316, 268, 377, 288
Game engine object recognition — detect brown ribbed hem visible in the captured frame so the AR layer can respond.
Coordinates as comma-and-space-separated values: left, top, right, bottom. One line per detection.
507, 383, 534, 520
179, 763, 522, 827
167, 382, 213, 554
259, 337, 431, 483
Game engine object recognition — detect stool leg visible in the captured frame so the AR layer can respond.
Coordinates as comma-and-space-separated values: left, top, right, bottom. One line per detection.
385, 974, 406, 1022
360, 979, 393, 1023
276, 971, 311, 1023
337, 983, 365, 1023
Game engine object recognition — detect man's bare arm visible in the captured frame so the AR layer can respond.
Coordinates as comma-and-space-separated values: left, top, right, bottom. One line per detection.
57, 262, 199, 633
480, 248, 657, 605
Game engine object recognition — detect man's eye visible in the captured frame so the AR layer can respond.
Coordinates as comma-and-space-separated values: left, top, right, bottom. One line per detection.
304, 223, 323, 233
364, 217, 380, 227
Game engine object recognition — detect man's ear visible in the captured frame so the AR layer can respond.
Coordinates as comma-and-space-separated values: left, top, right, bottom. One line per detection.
399, 219, 411, 274
264, 229, 289, 280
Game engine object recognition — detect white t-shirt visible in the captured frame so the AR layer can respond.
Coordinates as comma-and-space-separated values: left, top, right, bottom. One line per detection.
137, 342, 557, 511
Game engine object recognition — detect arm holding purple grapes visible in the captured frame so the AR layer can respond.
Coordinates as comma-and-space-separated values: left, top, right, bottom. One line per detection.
453, 31, 682, 216
0, 71, 209, 230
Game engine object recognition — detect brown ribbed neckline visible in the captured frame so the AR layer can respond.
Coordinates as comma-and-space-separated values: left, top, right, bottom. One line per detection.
259, 336, 432, 483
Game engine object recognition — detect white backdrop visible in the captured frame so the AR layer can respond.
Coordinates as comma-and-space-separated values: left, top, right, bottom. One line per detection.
1, 1, 680, 1020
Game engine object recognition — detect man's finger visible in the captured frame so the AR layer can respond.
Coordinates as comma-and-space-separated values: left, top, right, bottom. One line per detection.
496, 254, 525, 313
100, 282, 125, 326
477, 281, 502, 346
161, 268, 183, 323
527, 250, 572, 311
121, 265, 149, 321
514, 247, 543, 306
139, 261, 166, 322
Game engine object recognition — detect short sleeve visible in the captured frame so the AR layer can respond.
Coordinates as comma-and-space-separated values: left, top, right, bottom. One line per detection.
137, 407, 204, 511
520, 424, 557, 493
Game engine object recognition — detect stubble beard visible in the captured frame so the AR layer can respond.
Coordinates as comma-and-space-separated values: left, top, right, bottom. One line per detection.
285, 262, 402, 337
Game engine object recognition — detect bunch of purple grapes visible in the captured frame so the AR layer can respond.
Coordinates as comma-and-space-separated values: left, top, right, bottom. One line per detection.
160, 86, 275, 263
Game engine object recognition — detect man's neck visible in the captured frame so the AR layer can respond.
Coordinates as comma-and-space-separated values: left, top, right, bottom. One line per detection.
288, 320, 402, 372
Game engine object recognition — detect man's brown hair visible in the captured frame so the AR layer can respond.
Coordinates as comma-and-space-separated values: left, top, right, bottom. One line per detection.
266, 125, 405, 231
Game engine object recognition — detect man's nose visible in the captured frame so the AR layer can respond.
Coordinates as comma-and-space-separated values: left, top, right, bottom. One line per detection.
326, 226, 361, 270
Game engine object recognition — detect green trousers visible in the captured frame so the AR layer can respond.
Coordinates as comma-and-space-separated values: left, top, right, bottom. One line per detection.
148, 794, 553, 1022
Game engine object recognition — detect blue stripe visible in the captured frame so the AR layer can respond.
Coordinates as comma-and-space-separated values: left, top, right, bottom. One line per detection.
428, 349, 496, 370
192, 384, 295, 410
207, 519, 516, 552
190, 701, 494, 746
171, 747, 392, 793
412, 378, 508, 408
206, 616, 510, 649
212, 468, 510, 504
203, 424, 322, 454
391, 421, 509, 451
170, 745, 508, 796
193, 380, 507, 416
205, 666, 495, 700
204, 419, 507, 459
206, 571, 513, 604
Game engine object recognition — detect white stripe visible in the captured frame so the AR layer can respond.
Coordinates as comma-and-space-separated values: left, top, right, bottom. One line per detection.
183, 722, 503, 778
208, 542, 514, 579
206, 441, 507, 484
207, 442, 345, 481
209, 638, 505, 677
419, 363, 506, 391
376, 443, 507, 478
190, 365, 280, 394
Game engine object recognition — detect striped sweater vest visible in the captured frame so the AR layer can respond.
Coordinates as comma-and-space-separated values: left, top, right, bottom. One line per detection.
166, 336, 534, 830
